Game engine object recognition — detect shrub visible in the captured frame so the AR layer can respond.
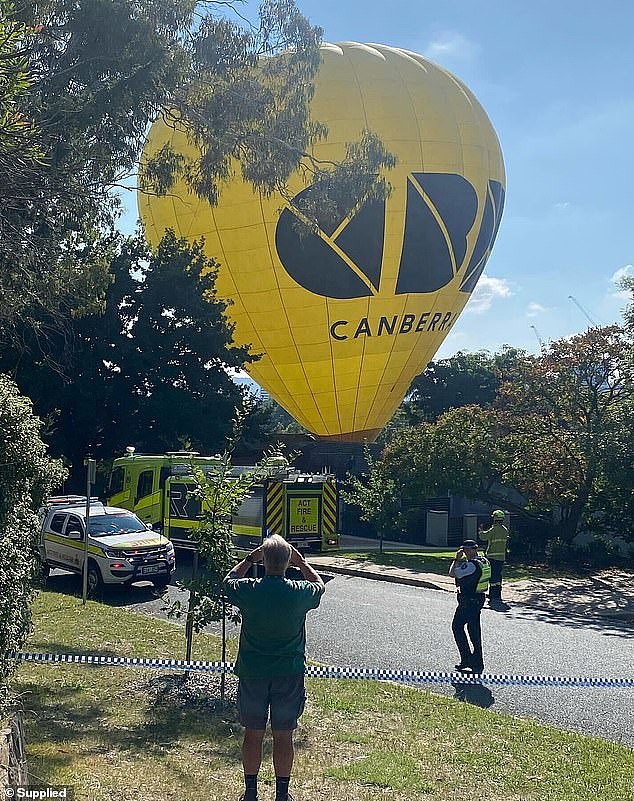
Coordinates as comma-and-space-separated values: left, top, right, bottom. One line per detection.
0, 375, 65, 712
508, 518, 551, 561
576, 534, 621, 570
545, 537, 570, 567
545, 533, 623, 570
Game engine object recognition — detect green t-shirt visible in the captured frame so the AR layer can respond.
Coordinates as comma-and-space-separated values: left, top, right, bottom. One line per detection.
223, 575, 324, 678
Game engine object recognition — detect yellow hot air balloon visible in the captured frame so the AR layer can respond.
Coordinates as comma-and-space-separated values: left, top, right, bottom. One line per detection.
139, 42, 505, 441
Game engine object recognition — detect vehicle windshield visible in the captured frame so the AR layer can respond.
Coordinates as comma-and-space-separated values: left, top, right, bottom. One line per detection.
88, 514, 147, 537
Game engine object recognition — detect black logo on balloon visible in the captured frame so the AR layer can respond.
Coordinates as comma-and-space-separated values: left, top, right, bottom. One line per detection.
274, 173, 504, 298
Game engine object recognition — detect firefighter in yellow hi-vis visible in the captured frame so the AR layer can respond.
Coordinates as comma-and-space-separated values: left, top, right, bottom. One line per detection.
480, 510, 509, 607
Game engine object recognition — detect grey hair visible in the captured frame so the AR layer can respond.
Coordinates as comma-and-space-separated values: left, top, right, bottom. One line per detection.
262, 534, 292, 575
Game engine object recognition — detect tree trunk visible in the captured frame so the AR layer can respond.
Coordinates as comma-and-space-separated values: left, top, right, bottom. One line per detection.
560, 477, 595, 543
0, 708, 28, 792
184, 549, 199, 680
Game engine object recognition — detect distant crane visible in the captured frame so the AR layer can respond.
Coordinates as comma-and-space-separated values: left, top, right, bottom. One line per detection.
529, 324, 545, 349
568, 295, 599, 327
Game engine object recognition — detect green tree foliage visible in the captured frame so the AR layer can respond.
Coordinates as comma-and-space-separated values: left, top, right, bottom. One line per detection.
377, 327, 633, 546
174, 457, 260, 638
387, 406, 504, 502
252, 396, 307, 435
2, 0, 187, 336
621, 275, 634, 335
102, 231, 252, 454
2, 0, 393, 348
497, 326, 633, 540
0, 375, 65, 710
404, 348, 524, 423
374, 405, 413, 446
0, 231, 250, 484
587, 280, 634, 542
0, 2, 41, 195
589, 396, 634, 542
341, 446, 401, 553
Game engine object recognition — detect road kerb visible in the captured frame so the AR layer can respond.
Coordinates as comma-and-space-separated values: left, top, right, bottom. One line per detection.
312, 559, 453, 592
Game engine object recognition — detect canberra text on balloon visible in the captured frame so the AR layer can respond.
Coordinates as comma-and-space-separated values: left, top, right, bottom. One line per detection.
329, 310, 457, 342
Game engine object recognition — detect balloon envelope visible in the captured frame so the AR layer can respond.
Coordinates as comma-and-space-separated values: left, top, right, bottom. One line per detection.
139, 42, 505, 441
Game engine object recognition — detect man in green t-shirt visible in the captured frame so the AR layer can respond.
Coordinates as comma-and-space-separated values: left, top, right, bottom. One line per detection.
224, 534, 325, 801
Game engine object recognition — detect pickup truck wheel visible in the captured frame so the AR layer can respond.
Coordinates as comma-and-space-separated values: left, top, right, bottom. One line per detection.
87, 561, 103, 595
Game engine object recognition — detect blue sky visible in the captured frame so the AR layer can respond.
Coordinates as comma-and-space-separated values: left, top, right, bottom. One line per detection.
120, 0, 633, 359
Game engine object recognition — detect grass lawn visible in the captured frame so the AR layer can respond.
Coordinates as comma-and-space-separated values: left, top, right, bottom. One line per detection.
12, 589, 634, 801
334, 550, 561, 582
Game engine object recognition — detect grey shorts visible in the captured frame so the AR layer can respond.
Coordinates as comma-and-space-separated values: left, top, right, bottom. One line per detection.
237, 674, 306, 731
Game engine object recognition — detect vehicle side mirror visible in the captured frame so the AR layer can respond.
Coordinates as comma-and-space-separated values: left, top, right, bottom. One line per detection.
67, 530, 83, 540
146, 523, 154, 530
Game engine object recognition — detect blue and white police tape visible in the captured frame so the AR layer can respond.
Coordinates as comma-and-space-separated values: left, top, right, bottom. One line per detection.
8, 651, 634, 689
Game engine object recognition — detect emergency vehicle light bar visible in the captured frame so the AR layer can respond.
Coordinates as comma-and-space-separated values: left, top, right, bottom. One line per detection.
46, 495, 100, 506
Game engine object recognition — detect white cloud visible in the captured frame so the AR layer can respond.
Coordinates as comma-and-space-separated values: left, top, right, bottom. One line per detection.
466, 275, 513, 314
526, 301, 547, 317
609, 264, 633, 299
424, 32, 479, 64
553, 201, 570, 212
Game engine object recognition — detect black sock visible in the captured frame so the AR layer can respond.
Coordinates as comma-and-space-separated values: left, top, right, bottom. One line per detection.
275, 776, 290, 800
244, 773, 258, 798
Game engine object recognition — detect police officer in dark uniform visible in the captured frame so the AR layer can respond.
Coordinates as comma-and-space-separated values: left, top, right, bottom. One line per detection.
448, 539, 491, 673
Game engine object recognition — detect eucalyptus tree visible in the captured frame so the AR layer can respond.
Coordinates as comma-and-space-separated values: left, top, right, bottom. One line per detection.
2, 0, 393, 352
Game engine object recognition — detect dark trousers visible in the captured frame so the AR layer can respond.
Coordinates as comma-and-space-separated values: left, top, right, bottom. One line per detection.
489, 559, 504, 599
452, 594, 485, 670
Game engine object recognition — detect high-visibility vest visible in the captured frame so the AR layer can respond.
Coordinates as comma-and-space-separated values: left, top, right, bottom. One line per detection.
475, 556, 491, 594
456, 556, 491, 595
482, 523, 508, 561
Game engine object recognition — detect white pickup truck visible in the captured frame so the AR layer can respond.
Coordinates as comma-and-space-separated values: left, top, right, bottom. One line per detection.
39, 496, 176, 593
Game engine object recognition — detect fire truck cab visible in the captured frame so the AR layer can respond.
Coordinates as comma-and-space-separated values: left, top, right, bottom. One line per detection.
106, 449, 340, 552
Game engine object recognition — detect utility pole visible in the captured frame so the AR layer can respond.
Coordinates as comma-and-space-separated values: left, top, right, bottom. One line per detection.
568, 295, 599, 327
82, 457, 97, 605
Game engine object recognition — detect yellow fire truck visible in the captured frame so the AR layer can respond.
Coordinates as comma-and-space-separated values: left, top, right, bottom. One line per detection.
106, 449, 340, 552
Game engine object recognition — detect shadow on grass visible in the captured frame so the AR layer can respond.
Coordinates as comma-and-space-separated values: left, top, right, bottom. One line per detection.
17, 680, 106, 744
19, 663, 312, 782
16, 665, 249, 786
127, 674, 311, 757
16, 676, 111, 783
45, 569, 168, 607
118, 695, 239, 757
452, 680, 495, 708
20, 641, 122, 658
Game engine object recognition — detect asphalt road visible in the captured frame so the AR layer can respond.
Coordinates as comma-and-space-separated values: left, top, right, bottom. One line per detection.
304, 574, 634, 747
47, 566, 634, 746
